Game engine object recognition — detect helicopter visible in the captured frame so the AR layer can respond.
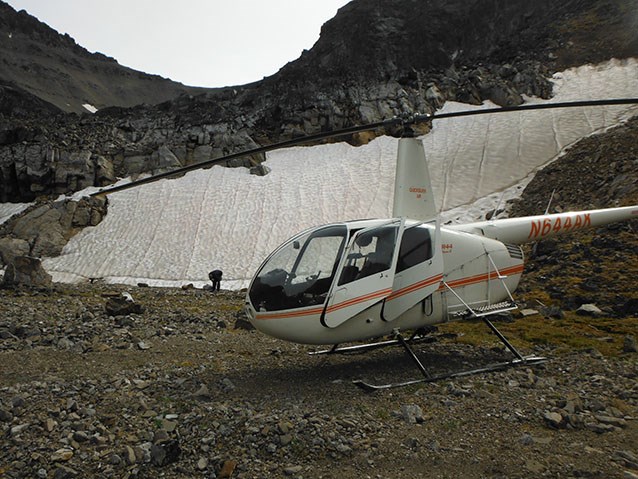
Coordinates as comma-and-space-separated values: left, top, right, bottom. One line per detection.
94, 98, 638, 390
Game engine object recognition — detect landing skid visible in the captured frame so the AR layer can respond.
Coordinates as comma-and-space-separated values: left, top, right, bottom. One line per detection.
354, 355, 547, 391
309, 328, 436, 356
353, 317, 547, 391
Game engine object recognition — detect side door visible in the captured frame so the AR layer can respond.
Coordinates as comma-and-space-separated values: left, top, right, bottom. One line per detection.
321, 220, 405, 328
382, 220, 443, 321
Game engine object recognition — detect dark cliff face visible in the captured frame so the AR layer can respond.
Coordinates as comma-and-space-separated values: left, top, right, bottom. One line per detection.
276, 0, 638, 84
0, 84, 61, 118
278, 0, 534, 81
0, 0, 637, 203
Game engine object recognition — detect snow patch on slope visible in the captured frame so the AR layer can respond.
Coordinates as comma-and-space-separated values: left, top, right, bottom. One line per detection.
0, 203, 32, 225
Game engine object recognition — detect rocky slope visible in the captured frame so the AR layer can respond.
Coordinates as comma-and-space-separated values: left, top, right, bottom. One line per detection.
509, 116, 638, 322
0, 2, 204, 115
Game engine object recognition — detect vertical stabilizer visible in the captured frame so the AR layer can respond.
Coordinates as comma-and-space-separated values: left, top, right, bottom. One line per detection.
392, 137, 437, 220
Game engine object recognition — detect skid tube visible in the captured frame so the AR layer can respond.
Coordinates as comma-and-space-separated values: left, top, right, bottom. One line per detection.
309, 328, 436, 356
353, 318, 547, 392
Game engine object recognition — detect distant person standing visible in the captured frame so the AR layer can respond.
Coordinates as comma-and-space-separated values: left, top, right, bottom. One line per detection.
209, 269, 223, 291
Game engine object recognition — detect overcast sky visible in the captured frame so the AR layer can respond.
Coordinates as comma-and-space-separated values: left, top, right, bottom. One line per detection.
5, 0, 351, 87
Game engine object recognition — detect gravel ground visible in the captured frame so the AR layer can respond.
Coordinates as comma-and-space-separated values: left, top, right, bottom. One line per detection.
3, 85, 637, 479
1, 283, 636, 479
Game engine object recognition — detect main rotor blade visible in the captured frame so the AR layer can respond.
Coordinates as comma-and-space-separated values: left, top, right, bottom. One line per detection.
91, 97, 638, 197
416, 97, 638, 124
91, 117, 401, 196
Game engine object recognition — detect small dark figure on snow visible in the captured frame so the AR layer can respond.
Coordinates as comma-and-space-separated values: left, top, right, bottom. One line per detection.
209, 269, 222, 291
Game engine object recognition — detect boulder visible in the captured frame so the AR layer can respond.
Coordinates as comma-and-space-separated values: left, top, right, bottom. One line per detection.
192, 145, 212, 164
540, 305, 564, 319
543, 410, 566, 429
105, 293, 144, 316
150, 439, 181, 467
2, 256, 52, 288
54, 150, 95, 193
576, 304, 603, 317
1, 197, 108, 262
71, 196, 107, 227
31, 225, 67, 258
0, 237, 30, 266
617, 298, 638, 317
155, 146, 181, 171
11, 205, 58, 240
234, 316, 255, 331
623, 335, 637, 354
425, 84, 445, 109
94, 154, 116, 186
250, 164, 271, 176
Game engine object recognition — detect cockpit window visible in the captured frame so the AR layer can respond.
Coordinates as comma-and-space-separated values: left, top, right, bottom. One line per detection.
248, 225, 346, 312
338, 224, 399, 285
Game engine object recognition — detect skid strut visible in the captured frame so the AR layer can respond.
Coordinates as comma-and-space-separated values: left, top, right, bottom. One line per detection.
354, 321, 546, 391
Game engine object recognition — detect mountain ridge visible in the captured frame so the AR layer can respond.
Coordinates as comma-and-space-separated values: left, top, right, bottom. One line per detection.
0, 1, 206, 114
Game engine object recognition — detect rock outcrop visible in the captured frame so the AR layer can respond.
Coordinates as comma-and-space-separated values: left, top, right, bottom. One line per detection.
1, 255, 52, 288
0, 0, 637, 270
0, 196, 107, 268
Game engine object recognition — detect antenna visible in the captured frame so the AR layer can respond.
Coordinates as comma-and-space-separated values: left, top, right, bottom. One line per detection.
544, 189, 556, 215
489, 191, 507, 221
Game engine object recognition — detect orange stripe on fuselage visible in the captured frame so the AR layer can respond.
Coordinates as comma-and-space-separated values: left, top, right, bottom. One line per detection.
255, 288, 393, 321
386, 274, 443, 301
256, 265, 523, 321
438, 264, 524, 291
325, 288, 393, 313
255, 306, 325, 321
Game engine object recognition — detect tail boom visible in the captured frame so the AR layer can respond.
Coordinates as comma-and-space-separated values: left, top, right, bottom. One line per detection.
452, 205, 638, 244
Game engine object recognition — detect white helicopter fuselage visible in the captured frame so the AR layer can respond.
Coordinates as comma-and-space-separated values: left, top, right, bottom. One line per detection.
245, 220, 523, 344
244, 137, 638, 346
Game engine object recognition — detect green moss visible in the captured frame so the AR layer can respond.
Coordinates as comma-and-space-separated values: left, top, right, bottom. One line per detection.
440, 313, 638, 357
